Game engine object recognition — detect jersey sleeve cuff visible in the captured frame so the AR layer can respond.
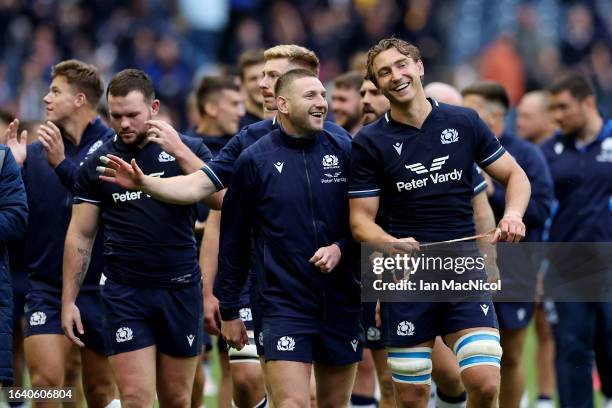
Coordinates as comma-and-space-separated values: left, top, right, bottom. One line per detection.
479, 146, 506, 167
200, 164, 224, 191
74, 196, 101, 205
348, 188, 381, 198
473, 180, 487, 195
220, 305, 241, 321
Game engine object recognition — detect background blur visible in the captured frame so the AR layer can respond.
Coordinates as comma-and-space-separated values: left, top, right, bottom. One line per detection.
0, 0, 611, 130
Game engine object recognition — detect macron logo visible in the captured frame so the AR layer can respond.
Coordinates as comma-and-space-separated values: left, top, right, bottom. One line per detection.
187, 334, 195, 347
393, 142, 403, 155
274, 162, 284, 174
405, 155, 449, 174
480, 304, 490, 316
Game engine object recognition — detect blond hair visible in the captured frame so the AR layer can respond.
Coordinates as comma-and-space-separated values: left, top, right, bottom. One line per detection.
264, 45, 320, 75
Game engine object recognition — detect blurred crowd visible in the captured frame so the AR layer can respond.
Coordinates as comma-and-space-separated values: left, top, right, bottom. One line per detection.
0, 0, 611, 129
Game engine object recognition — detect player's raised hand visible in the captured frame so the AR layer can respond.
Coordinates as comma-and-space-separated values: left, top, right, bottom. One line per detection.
221, 318, 249, 351
37, 121, 65, 168
146, 120, 183, 156
5, 118, 28, 166
310, 243, 342, 273
97, 154, 145, 190
61, 302, 85, 347
493, 212, 525, 243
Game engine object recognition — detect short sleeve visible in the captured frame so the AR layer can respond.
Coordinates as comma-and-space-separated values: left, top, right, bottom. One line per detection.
472, 164, 487, 196
73, 154, 103, 205
348, 133, 382, 198
205, 130, 246, 188
470, 112, 505, 167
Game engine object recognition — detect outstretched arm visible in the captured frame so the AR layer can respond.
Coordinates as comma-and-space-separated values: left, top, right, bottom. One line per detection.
97, 154, 221, 205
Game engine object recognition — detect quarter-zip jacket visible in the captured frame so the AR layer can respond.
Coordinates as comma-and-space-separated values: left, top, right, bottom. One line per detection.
23, 118, 113, 292
217, 128, 360, 321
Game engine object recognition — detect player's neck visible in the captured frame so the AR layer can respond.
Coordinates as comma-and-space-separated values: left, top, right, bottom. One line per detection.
263, 107, 276, 120
196, 118, 222, 137
278, 115, 314, 139
61, 109, 97, 146
390, 94, 432, 129
245, 98, 264, 120
575, 112, 603, 144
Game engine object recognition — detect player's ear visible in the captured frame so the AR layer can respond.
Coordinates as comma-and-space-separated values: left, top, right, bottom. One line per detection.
416, 59, 425, 78
75, 92, 87, 108
277, 96, 289, 115
150, 99, 161, 115
204, 101, 218, 118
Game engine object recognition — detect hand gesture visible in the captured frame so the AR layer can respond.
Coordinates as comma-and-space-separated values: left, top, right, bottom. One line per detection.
204, 293, 222, 335
5, 119, 27, 166
146, 120, 183, 156
97, 154, 145, 190
37, 121, 65, 168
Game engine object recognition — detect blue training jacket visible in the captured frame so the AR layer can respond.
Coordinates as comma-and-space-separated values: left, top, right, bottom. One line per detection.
0, 146, 28, 385
216, 128, 360, 321
22, 117, 114, 292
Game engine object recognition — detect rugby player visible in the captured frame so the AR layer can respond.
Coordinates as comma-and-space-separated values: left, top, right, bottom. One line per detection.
332, 71, 364, 135
238, 49, 266, 128
516, 91, 557, 146
62, 69, 214, 407
462, 81, 554, 408
540, 73, 612, 408
218, 68, 361, 407
6, 60, 117, 408
349, 38, 530, 407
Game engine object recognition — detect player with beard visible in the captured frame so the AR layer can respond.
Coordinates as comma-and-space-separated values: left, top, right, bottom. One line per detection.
62, 69, 215, 407
238, 49, 266, 128
5, 60, 117, 408
349, 38, 530, 407
218, 69, 361, 407
540, 73, 612, 408
361, 79, 390, 126
332, 71, 364, 136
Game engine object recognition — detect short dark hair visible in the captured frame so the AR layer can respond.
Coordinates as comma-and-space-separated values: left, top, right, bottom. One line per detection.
107, 69, 155, 102
238, 49, 265, 79
549, 73, 595, 101
366, 38, 421, 87
334, 71, 363, 91
52, 60, 104, 108
274, 69, 318, 98
195, 76, 240, 115
0, 108, 12, 125
461, 81, 510, 112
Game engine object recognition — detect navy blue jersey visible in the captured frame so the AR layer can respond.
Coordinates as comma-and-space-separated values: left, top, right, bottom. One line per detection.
488, 132, 554, 242
349, 100, 505, 242
184, 129, 232, 159
74, 135, 212, 287
22, 118, 113, 292
239, 111, 262, 130
541, 119, 612, 242
202, 117, 352, 190
217, 129, 359, 321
